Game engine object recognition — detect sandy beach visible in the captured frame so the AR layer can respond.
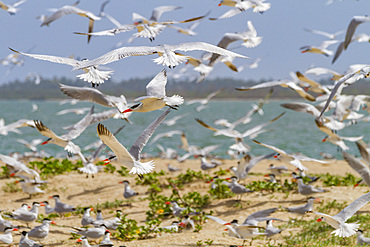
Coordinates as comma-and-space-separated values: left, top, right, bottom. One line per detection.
0, 157, 368, 247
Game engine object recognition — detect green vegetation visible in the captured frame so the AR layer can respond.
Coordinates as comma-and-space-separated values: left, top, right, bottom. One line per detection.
114, 214, 161, 241
2, 181, 21, 192
321, 173, 362, 187
208, 179, 235, 199
245, 179, 297, 193
29, 157, 83, 178
4, 156, 368, 246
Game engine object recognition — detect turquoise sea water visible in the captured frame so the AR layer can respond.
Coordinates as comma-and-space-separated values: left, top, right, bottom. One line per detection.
0, 99, 368, 160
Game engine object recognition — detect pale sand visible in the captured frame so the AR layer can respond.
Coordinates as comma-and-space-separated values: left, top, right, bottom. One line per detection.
0, 157, 369, 246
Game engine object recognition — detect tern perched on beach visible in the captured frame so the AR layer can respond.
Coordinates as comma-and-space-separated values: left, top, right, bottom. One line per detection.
81, 208, 94, 227
50, 195, 76, 215
312, 192, 370, 237
122, 70, 183, 113
98, 108, 171, 177
19, 230, 42, 247
295, 177, 329, 196
0, 227, 17, 244
28, 218, 56, 241
92, 210, 122, 230
16, 178, 46, 197
119, 180, 138, 199
285, 197, 320, 215
10, 202, 42, 226
206, 214, 266, 245
72, 225, 107, 240
357, 229, 370, 245
0, 213, 17, 233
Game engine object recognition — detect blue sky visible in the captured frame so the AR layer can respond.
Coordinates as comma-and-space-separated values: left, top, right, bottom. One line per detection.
0, 0, 369, 86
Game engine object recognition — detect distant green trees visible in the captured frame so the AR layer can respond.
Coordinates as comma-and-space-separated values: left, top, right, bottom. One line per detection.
0, 76, 368, 100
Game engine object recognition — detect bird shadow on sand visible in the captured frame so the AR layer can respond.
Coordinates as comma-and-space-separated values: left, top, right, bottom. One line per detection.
276, 198, 307, 204
357, 210, 370, 214
207, 198, 269, 211
15, 196, 41, 202
66, 184, 119, 200
49, 229, 69, 235
46, 241, 66, 246
174, 243, 225, 247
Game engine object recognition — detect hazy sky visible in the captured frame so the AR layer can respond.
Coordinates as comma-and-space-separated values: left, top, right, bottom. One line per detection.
0, 0, 369, 86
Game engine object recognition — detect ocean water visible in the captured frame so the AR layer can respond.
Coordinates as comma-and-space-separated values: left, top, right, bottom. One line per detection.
0, 99, 368, 160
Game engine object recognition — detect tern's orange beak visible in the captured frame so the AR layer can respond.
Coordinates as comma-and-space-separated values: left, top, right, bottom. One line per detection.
314, 198, 321, 203
264, 174, 269, 177
165, 201, 171, 205
41, 141, 48, 145
10, 173, 15, 177
39, 203, 45, 206
77, 239, 82, 242
291, 178, 297, 182
179, 222, 186, 227
316, 218, 322, 222
122, 108, 132, 113
12, 228, 18, 231
51, 221, 57, 225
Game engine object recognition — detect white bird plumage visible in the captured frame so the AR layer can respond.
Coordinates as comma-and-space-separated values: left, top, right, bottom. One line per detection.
313, 192, 370, 237
97, 108, 171, 176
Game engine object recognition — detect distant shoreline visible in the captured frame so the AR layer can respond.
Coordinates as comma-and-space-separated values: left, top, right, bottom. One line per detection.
0, 76, 368, 100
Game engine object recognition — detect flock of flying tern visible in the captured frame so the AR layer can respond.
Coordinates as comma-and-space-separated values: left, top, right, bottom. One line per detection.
0, 0, 369, 246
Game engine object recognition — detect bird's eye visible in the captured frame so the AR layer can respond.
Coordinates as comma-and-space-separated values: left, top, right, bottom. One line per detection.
131, 103, 142, 109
